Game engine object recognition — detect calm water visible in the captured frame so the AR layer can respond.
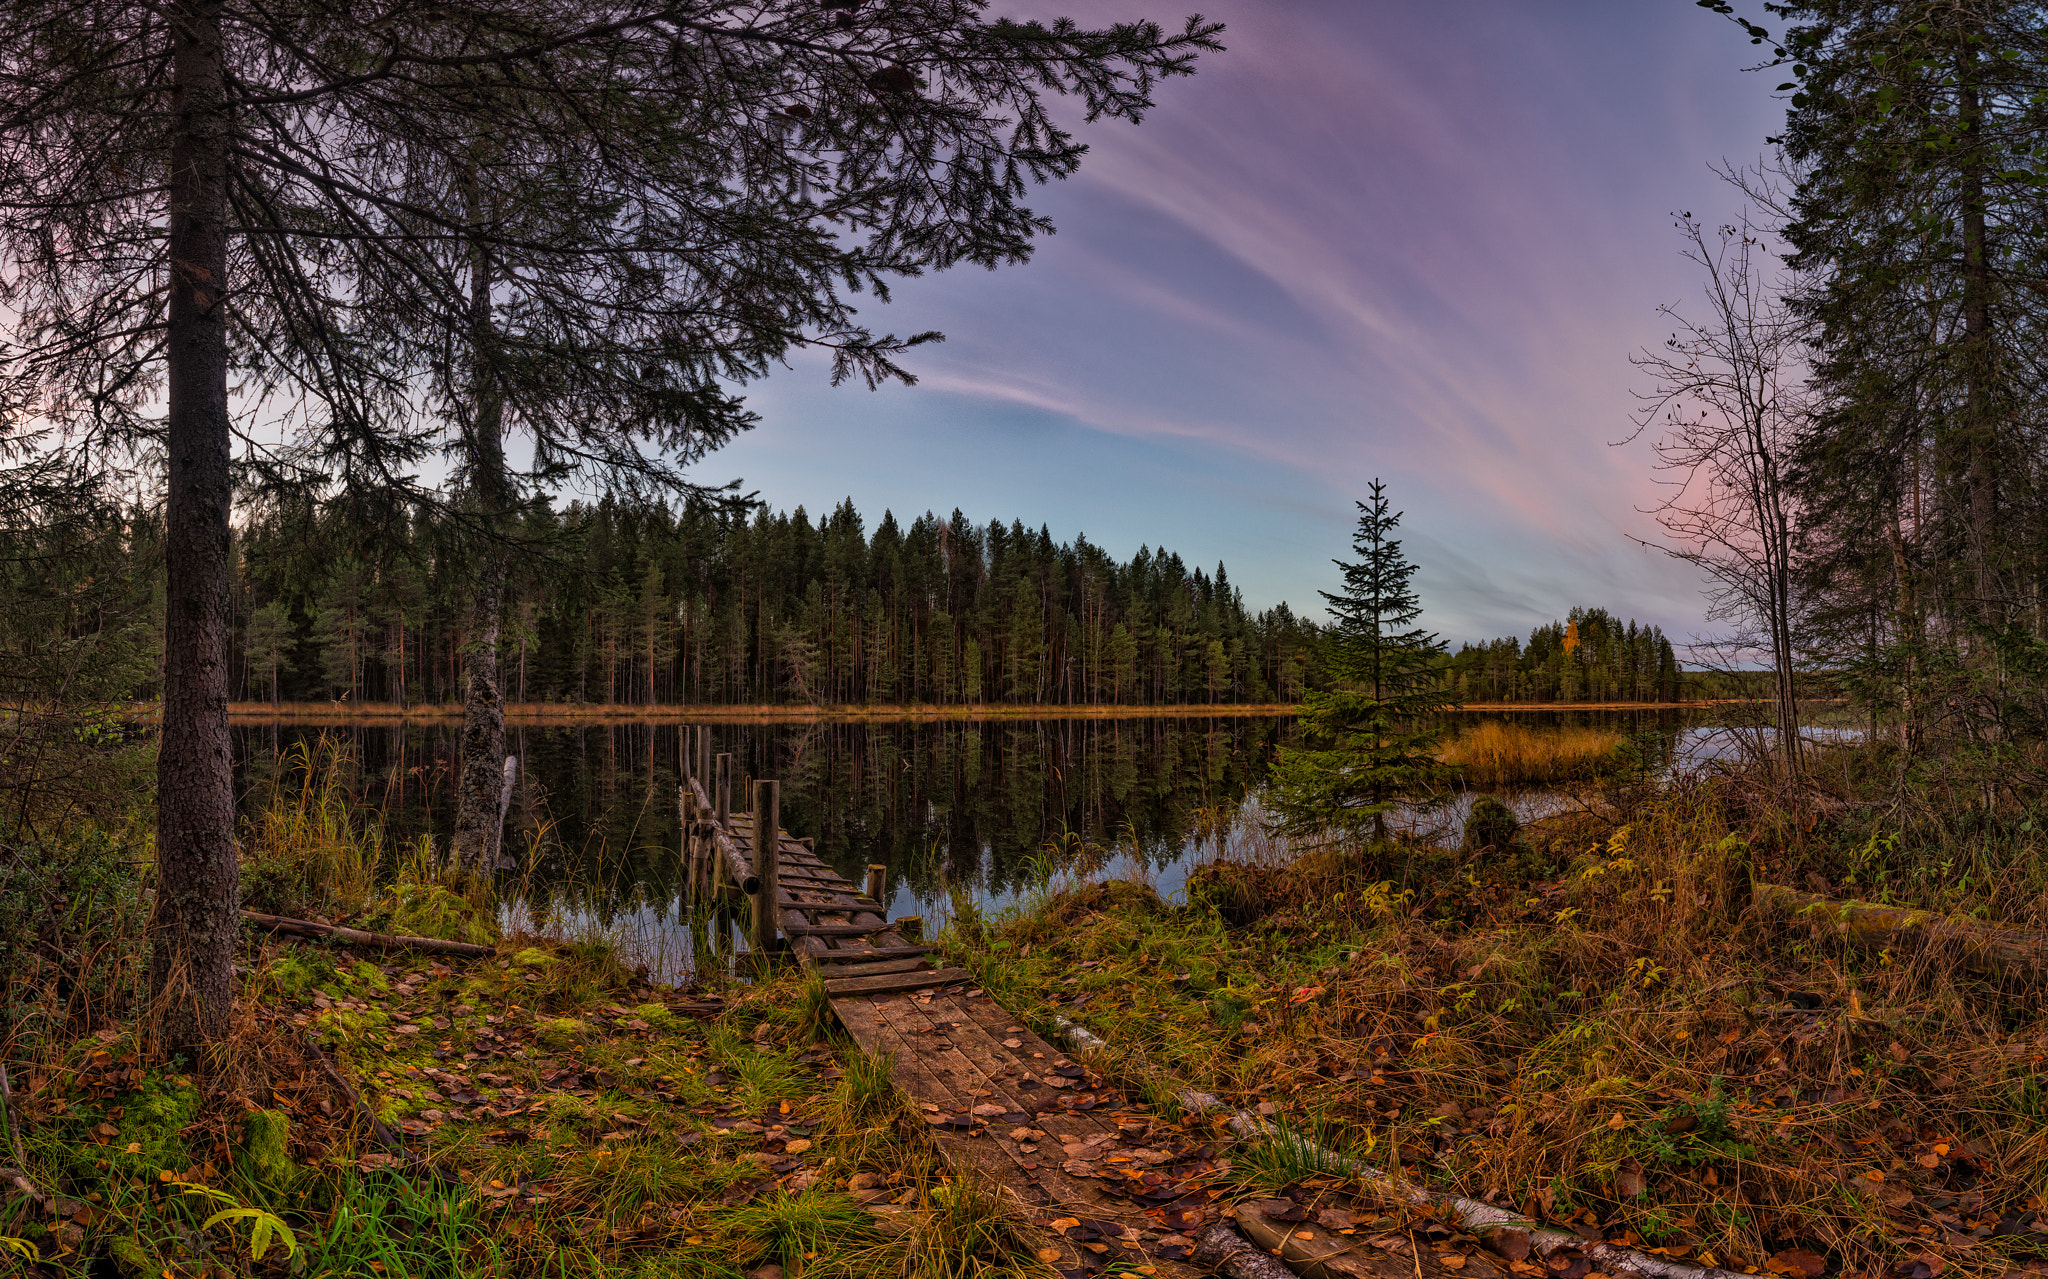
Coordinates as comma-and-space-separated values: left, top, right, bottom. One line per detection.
231, 708, 1717, 975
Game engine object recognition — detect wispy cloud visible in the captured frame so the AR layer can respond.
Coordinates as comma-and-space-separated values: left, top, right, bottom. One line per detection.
728, 0, 1783, 642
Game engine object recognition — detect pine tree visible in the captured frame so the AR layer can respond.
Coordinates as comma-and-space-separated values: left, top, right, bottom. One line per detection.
1269, 480, 1461, 844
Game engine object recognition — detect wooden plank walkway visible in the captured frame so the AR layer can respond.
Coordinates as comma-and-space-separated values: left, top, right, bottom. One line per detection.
674, 729, 1224, 1276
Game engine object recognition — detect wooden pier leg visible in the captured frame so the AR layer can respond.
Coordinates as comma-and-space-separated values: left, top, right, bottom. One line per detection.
715, 753, 732, 830
749, 779, 781, 959
865, 863, 887, 907
681, 786, 700, 903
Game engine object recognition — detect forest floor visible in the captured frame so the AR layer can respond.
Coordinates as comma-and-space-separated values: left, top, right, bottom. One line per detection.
937, 763, 2048, 1279
8, 739, 2042, 1279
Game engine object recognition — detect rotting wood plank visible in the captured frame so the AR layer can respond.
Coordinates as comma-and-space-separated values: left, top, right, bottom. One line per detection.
863, 997, 1075, 1194
817, 957, 929, 979
935, 993, 1121, 1151
823, 967, 973, 997
865, 995, 1120, 1223
834, 990, 1211, 1278
813, 943, 935, 961
909, 995, 1129, 1170
828, 998, 1029, 1191
785, 922, 897, 938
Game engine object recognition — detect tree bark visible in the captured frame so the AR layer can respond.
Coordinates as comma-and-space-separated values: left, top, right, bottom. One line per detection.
452, 206, 510, 874
1957, 62, 1998, 623
151, 0, 238, 1061
453, 550, 506, 872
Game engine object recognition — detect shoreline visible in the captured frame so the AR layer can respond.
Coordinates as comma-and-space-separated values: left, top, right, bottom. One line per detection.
102, 698, 1792, 725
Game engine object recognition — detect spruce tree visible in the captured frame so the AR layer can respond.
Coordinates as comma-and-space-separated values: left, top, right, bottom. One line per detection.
1269, 480, 1461, 844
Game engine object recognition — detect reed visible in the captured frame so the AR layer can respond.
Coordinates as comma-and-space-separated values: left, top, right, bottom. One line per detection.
1440, 719, 1626, 786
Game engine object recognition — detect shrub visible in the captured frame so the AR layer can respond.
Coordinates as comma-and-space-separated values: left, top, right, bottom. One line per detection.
0, 829, 143, 1039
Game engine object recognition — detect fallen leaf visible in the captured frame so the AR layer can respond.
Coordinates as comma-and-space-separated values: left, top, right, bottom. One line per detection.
1488, 1227, 1533, 1262
1606, 1113, 1626, 1131
784, 1139, 812, 1155
1615, 1158, 1647, 1197
1767, 1249, 1829, 1279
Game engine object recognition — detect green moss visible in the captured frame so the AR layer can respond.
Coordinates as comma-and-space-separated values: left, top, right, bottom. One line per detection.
350, 959, 391, 991
510, 947, 556, 968
267, 949, 332, 998
634, 1003, 680, 1032
318, 1006, 393, 1048
387, 883, 498, 946
106, 1071, 201, 1181
235, 1109, 297, 1203
537, 1017, 589, 1049
105, 1235, 156, 1278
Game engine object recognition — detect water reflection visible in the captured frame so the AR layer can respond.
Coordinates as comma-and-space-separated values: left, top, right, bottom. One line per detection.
231, 708, 1725, 976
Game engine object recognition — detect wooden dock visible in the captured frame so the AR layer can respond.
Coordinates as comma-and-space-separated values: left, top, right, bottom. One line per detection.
676, 728, 1223, 1275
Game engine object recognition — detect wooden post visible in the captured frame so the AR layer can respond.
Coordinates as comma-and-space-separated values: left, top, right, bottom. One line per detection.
865, 863, 886, 907
749, 779, 780, 958
697, 730, 711, 797
715, 753, 732, 833
681, 785, 700, 902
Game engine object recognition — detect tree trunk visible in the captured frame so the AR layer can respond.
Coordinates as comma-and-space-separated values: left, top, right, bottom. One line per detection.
1958, 67, 1998, 623
152, 0, 238, 1060
453, 550, 506, 871
452, 203, 510, 873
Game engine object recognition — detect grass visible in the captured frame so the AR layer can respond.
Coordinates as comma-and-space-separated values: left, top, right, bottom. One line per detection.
935, 745, 2048, 1279
1439, 719, 1628, 786
4, 932, 1061, 1277
0, 740, 1060, 1279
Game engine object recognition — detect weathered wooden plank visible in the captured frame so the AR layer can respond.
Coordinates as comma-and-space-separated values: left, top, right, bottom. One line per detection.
814, 943, 936, 960
785, 922, 897, 938
865, 996, 1113, 1220
817, 956, 930, 979
824, 967, 974, 997
919, 993, 1118, 1152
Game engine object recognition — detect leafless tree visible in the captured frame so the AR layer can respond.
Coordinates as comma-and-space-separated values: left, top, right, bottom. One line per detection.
1627, 199, 1808, 779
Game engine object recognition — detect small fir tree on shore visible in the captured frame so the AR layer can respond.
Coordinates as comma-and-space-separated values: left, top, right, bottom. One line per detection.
1270, 480, 1462, 844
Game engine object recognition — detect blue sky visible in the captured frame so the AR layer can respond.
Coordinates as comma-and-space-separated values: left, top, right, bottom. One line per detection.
706, 1, 1785, 648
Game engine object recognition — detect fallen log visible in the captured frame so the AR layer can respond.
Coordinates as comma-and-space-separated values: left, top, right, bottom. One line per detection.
243, 910, 494, 958
1755, 883, 2048, 975
1195, 1219, 1302, 1279
1231, 1203, 1444, 1279
1055, 1016, 1753, 1279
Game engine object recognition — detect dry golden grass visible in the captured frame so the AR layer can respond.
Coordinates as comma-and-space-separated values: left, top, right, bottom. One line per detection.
955, 763, 2048, 1279
1440, 719, 1627, 786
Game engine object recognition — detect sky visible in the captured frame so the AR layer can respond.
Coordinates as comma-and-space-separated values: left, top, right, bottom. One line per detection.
707, 0, 1788, 649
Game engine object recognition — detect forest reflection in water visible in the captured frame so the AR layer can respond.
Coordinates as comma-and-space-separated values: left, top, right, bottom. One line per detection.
231, 715, 1294, 932
230, 707, 1724, 973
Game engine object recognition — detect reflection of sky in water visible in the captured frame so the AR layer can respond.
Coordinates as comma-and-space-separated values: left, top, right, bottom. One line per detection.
234, 710, 1820, 983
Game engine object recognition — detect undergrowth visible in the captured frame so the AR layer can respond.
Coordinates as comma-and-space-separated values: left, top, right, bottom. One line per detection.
947, 746, 2048, 1279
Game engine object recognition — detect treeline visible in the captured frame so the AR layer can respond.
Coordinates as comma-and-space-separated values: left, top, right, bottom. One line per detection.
1444, 607, 1684, 703
232, 498, 1329, 707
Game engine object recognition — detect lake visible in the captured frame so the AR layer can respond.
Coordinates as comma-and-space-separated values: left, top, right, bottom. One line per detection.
231, 708, 1720, 976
